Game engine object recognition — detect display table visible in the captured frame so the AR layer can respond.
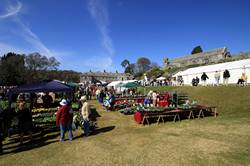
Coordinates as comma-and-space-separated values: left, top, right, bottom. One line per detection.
134, 105, 217, 125
115, 96, 145, 104
158, 100, 168, 107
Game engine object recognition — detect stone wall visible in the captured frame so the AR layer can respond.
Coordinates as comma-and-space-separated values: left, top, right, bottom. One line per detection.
80, 72, 133, 83
232, 52, 250, 60
164, 47, 229, 68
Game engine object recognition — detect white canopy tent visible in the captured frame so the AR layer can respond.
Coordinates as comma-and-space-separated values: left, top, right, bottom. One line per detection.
107, 80, 138, 93
107, 81, 123, 88
173, 59, 250, 85
156, 76, 166, 81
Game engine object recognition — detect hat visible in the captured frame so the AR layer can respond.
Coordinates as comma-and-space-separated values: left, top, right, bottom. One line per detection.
80, 96, 87, 102
60, 99, 68, 106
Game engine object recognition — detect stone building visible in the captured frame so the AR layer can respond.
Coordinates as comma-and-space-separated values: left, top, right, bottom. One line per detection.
80, 71, 133, 83
164, 47, 231, 68
232, 52, 250, 60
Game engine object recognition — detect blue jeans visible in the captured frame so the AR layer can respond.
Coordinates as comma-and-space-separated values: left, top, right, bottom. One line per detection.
82, 119, 90, 136
60, 122, 73, 141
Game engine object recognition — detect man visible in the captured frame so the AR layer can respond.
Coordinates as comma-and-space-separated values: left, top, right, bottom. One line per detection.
80, 96, 91, 136
201, 72, 209, 86
223, 69, 230, 86
56, 99, 73, 141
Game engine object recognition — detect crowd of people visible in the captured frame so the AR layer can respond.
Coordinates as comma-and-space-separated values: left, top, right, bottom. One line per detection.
0, 90, 94, 153
56, 95, 91, 142
0, 68, 249, 153
190, 69, 248, 86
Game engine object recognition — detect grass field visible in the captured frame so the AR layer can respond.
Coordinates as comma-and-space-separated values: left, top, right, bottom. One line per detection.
1, 86, 250, 166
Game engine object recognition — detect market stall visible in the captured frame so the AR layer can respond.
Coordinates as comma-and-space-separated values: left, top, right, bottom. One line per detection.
7, 80, 74, 127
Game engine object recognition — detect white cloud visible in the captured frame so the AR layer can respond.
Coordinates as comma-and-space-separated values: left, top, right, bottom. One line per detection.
82, 55, 114, 71
0, 1, 58, 58
0, 1, 22, 19
87, 0, 115, 56
0, 42, 27, 55
15, 18, 54, 57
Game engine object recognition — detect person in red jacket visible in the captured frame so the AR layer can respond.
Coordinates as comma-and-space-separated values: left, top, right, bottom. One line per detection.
56, 99, 73, 141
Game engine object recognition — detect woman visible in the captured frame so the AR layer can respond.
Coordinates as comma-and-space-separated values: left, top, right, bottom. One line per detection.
80, 96, 91, 136
17, 100, 33, 145
56, 99, 73, 141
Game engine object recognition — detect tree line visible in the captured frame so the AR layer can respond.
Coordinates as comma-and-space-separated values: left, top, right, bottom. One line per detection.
120, 46, 204, 80
121, 57, 161, 79
0, 52, 80, 86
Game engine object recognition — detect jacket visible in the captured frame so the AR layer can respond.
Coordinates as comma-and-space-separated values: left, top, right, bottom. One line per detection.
56, 105, 72, 126
201, 73, 209, 81
223, 70, 230, 78
81, 102, 90, 121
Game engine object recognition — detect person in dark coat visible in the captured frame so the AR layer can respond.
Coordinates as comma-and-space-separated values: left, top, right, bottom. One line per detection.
42, 92, 53, 108
17, 101, 33, 145
223, 69, 230, 86
195, 77, 200, 85
192, 78, 198, 86
201, 72, 209, 86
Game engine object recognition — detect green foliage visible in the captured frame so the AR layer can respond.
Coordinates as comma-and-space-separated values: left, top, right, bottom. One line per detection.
121, 57, 154, 77
137, 57, 151, 72
0, 52, 80, 84
191, 45, 203, 54
0, 100, 8, 110
186, 64, 202, 68
124, 64, 134, 75
44, 70, 80, 83
134, 72, 144, 80
25, 52, 60, 71
165, 67, 181, 75
72, 102, 80, 109
146, 67, 164, 79
0, 52, 26, 85
121, 59, 130, 68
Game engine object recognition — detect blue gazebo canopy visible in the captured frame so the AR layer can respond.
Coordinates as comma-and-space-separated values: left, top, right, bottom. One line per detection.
8, 80, 73, 96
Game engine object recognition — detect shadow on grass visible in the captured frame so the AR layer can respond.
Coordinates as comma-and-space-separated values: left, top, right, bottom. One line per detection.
90, 126, 115, 136
1, 125, 60, 155
73, 126, 115, 139
89, 106, 101, 121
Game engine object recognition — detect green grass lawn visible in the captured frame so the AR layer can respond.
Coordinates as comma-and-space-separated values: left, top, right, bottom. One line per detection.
1, 86, 250, 166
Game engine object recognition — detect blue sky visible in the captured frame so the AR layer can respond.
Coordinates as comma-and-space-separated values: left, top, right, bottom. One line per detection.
0, 0, 250, 72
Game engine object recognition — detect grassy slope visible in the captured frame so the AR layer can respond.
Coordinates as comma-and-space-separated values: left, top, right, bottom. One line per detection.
1, 86, 250, 166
